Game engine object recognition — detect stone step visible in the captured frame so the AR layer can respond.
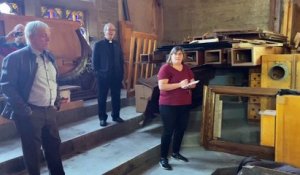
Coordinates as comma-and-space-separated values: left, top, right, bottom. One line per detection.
0, 106, 142, 175
0, 96, 205, 175
39, 122, 163, 175
142, 146, 244, 175
0, 94, 134, 142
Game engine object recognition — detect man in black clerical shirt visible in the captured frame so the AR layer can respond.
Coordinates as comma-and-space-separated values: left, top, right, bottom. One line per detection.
92, 23, 124, 127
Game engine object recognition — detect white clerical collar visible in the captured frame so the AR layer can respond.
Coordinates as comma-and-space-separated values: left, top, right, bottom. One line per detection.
105, 38, 113, 43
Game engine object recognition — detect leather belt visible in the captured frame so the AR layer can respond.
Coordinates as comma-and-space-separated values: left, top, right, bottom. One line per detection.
29, 104, 53, 110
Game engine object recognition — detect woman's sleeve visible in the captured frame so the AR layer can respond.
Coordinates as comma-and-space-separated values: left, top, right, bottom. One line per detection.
158, 64, 169, 80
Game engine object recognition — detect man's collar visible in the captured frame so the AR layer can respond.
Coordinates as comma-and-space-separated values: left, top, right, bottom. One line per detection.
105, 38, 113, 43
29, 46, 44, 56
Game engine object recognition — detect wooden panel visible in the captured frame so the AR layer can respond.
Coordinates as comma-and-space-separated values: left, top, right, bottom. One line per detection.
276, 95, 300, 167
119, 21, 133, 83
260, 97, 276, 111
294, 55, 300, 90
0, 14, 82, 76
249, 97, 260, 103
260, 110, 275, 147
213, 94, 222, 138
127, 34, 137, 93
247, 103, 260, 120
261, 54, 294, 89
126, 31, 157, 95
209, 86, 279, 96
133, 38, 143, 86
249, 67, 261, 88
248, 67, 261, 121
135, 84, 153, 112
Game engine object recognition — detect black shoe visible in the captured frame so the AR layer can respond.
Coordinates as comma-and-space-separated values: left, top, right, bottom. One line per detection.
172, 153, 189, 162
159, 158, 172, 170
100, 120, 107, 126
113, 117, 124, 123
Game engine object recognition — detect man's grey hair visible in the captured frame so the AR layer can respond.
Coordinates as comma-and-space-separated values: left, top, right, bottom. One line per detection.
24, 20, 49, 45
103, 23, 115, 33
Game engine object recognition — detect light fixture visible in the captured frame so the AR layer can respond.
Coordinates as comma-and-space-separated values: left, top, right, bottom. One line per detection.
0, 2, 12, 14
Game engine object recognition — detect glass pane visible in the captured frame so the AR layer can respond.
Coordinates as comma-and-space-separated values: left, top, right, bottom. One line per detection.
41, 6, 63, 19
213, 94, 276, 145
66, 9, 85, 26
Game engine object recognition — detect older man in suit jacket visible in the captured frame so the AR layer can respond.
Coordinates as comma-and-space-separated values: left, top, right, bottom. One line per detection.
0, 21, 65, 175
92, 23, 124, 127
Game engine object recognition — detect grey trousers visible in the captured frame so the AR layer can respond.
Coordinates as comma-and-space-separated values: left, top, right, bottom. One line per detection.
14, 105, 65, 175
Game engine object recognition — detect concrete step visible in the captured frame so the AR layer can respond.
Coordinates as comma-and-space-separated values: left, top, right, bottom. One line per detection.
0, 96, 206, 175
39, 122, 163, 175
0, 106, 143, 175
142, 146, 244, 175
0, 90, 134, 142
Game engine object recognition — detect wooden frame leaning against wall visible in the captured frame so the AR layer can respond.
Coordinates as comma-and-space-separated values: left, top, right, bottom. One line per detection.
201, 85, 280, 160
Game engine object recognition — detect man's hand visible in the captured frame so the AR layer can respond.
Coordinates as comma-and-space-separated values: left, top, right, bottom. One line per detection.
5, 30, 15, 41
0, 116, 10, 124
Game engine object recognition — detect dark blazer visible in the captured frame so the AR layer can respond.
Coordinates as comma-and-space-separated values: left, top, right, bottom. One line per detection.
0, 46, 60, 119
92, 39, 124, 81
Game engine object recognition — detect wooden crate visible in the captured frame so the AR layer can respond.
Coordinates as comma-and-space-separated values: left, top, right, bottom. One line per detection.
204, 49, 223, 64
185, 50, 203, 66
231, 46, 282, 66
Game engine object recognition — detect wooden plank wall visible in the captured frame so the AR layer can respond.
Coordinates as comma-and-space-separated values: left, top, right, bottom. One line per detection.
127, 31, 157, 96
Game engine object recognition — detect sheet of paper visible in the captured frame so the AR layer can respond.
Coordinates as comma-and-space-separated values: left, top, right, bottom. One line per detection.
183, 80, 199, 88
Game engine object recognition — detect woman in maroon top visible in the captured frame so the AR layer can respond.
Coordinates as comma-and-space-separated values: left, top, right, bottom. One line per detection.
157, 46, 196, 170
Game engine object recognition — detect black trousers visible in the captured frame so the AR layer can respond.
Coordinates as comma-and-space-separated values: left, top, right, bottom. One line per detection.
159, 105, 190, 158
97, 76, 122, 121
14, 106, 65, 175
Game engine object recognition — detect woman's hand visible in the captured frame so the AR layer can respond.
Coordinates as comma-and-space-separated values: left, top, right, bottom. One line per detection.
188, 79, 197, 89
182, 79, 197, 89
179, 79, 189, 89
